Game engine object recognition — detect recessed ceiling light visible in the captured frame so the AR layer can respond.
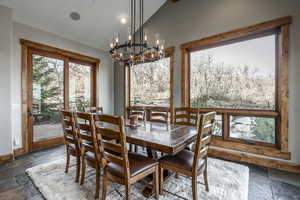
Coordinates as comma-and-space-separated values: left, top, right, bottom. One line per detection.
70, 12, 80, 21
120, 17, 127, 24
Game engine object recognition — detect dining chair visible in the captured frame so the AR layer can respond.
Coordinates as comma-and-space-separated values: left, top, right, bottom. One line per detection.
174, 107, 199, 126
85, 106, 103, 114
127, 106, 146, 153
74, 112, 104, 199
174, 107, 199, 151
159, 111, 216, 200
96, 114, 159, 200
148, 107, 170, 123
61, 110, 81, 183
127, 106, 146, 121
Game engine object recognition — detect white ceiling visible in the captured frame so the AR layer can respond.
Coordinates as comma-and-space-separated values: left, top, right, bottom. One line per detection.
0, 0, 166, 50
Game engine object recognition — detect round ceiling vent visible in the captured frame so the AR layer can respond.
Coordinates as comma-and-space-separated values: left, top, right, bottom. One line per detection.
70, 12, 80, 21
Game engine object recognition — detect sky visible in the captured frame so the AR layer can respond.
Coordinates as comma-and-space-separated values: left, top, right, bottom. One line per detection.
191, 34, 276, 77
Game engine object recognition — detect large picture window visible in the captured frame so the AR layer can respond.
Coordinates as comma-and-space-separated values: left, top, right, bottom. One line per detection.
181, 17, 291, 159
127, 47, 174, 108
190, 34, 276, 143
190, 34, 276, 110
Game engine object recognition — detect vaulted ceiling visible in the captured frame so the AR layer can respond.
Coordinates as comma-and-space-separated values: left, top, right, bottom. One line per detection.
0, 0, 166, 50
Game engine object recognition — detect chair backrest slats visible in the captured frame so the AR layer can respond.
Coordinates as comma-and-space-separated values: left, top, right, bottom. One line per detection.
100, 128, 121, 140
103, 141, 123, 154
79, 132, 93, 141
192, 112, 216, 173
75, 112, 101, 163
64, 137, 75, 144
61, 110, 78, 147
94, 114, 130, 178
127, 106, 145, 121
105, 153, 124, 166
174, 107, 199, 126
85, 106, 103, 114
148, 107, 170, 124
78, 124, 92, 132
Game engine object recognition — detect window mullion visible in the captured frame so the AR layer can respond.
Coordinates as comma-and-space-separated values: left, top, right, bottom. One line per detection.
223, 113, 229, 140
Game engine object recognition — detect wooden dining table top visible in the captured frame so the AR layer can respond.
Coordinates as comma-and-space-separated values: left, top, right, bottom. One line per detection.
124, 121, 198, 155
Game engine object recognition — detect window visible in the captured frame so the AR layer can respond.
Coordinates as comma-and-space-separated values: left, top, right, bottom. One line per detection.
190, 34, 276, 110
130, 58, 170, 106
190, 34, 276, 143
127, 47, 174, 108
181, 17, 291, 158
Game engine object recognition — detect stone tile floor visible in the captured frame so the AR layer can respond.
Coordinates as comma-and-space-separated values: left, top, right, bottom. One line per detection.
0, 146, 299, 200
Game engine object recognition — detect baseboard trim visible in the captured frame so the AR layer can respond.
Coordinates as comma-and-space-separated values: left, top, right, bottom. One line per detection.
209, 147, 300, 174
0, 153, 14, 164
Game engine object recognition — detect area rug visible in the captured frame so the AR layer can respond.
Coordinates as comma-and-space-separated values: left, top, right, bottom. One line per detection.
26, 158, 249, 200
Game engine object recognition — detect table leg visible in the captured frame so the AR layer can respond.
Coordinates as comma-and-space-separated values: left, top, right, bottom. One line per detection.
142, 148, 171, 197
142, 169, 172, 198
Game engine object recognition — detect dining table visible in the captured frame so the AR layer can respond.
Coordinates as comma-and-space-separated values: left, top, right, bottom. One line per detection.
124, 120, 198, 197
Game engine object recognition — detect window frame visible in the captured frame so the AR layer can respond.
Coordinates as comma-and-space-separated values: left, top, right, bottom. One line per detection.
181, 17, 291, 159
125, 47, 175, 116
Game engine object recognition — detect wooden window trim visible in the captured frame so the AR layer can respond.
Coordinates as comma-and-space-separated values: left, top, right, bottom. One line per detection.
181, 17, 291, 160
19, 39, 100, 155
125, 47, 175, 119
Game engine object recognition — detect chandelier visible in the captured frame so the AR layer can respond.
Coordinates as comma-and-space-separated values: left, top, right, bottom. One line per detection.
109, 0, 165, 66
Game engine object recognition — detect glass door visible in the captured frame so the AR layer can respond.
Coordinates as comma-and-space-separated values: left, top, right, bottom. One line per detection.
69, 61, 92, 112
29, 50, 65, 150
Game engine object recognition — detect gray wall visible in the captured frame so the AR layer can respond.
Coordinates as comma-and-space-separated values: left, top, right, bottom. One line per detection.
0, 6, 13, 155
114, 0, 300, 164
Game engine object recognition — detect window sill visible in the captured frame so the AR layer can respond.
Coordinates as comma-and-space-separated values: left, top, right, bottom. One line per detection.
211, 137, 291, 160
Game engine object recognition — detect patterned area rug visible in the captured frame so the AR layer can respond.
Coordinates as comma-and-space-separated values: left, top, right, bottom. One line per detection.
26, 158, 249, 200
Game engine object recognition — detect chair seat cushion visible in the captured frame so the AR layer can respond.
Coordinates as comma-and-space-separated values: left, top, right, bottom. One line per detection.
107, 153, 158, 178
159, 149, 205, 172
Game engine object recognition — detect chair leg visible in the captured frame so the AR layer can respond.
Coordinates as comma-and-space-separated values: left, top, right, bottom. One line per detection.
153, 166, 159, 199
159, 165, 164, 195
80, 158, 86, 185
192, 176, 198, 200
204, 157, 209, 192
101, 167, 108, 200
95, 167, 101, 199
125, 182, 131, 200
65, 150, 70, 173
75, 155, 80, 183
